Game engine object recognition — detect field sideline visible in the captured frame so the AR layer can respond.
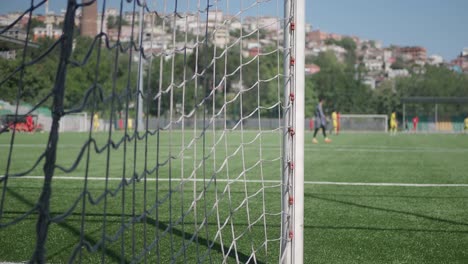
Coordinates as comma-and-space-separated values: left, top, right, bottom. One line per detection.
7, 176, 468, 187
1, 132, 468, 263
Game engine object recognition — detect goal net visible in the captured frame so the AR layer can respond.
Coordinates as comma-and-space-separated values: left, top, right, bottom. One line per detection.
337, 114, 388, 133
0, 0, 305, 263
59, 112, 89, 132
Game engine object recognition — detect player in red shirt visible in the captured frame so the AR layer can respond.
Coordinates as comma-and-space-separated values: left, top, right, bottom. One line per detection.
412, 116, 419, 132
26, 115, 34, 132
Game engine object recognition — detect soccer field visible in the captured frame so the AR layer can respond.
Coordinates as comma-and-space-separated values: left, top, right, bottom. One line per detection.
1, 132, 468, 263
302, 133, 468, 263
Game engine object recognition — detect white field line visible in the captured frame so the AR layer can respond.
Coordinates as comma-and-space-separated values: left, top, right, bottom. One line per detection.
313, 147, 468, 153
2, 144, 467, 153
5, 175, 468, 187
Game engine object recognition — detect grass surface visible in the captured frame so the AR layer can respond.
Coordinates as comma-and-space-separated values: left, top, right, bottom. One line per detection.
1, 131, 468, 263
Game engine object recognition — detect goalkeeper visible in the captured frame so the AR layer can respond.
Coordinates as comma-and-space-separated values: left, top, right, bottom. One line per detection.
312, 97, 332, 144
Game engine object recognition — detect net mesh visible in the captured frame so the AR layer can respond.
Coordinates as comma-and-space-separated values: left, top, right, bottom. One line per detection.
0, 0, 292, 263
336, 114, 388, 132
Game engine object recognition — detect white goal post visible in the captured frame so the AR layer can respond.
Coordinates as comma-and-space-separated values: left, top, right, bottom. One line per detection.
0, 0, 306, 263
59, 112, 89, 132
34, 112, 89, 132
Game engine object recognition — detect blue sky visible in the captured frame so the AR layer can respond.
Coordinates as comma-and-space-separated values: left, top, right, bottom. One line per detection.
1, 0, 466, 60
310, 0, 468, 60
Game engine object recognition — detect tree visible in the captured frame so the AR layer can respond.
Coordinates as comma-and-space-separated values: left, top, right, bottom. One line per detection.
371, 80, 400, 115
107, 15, 129, 30
390, 56, 406, 70
28, 18, 45, 29
0, 59, 22, 103
307, 49, 376, 115
324, 37, 357, 65
0, 38, 58, 106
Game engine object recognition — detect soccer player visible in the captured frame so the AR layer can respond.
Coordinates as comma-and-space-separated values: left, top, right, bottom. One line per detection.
390, 111, 397, 135
412, 115, 419, 132
331, 110, 338, 135
312, 98, 332, 144
93, 112, 100, 131
336, 111, 341, 134
26, 115, 34, 132
464, 114, 468, 134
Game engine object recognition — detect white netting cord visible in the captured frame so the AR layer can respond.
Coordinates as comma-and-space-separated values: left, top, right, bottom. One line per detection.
255, 0, 269, 258
178, 0, 190, 261
0, 0, 291, 262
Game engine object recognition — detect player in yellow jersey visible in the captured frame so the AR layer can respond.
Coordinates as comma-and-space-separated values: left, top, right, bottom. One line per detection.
390, 111, 397, 135
331, 110, 338, 135
464, 115, 468, 134
93, 112, 100, 131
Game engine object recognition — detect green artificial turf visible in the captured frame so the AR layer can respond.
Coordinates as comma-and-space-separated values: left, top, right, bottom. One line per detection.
1, 131, 468, 263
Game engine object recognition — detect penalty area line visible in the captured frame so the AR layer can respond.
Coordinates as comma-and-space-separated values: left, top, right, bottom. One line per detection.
304, 181, 468, 187
4, 176, 468, 187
